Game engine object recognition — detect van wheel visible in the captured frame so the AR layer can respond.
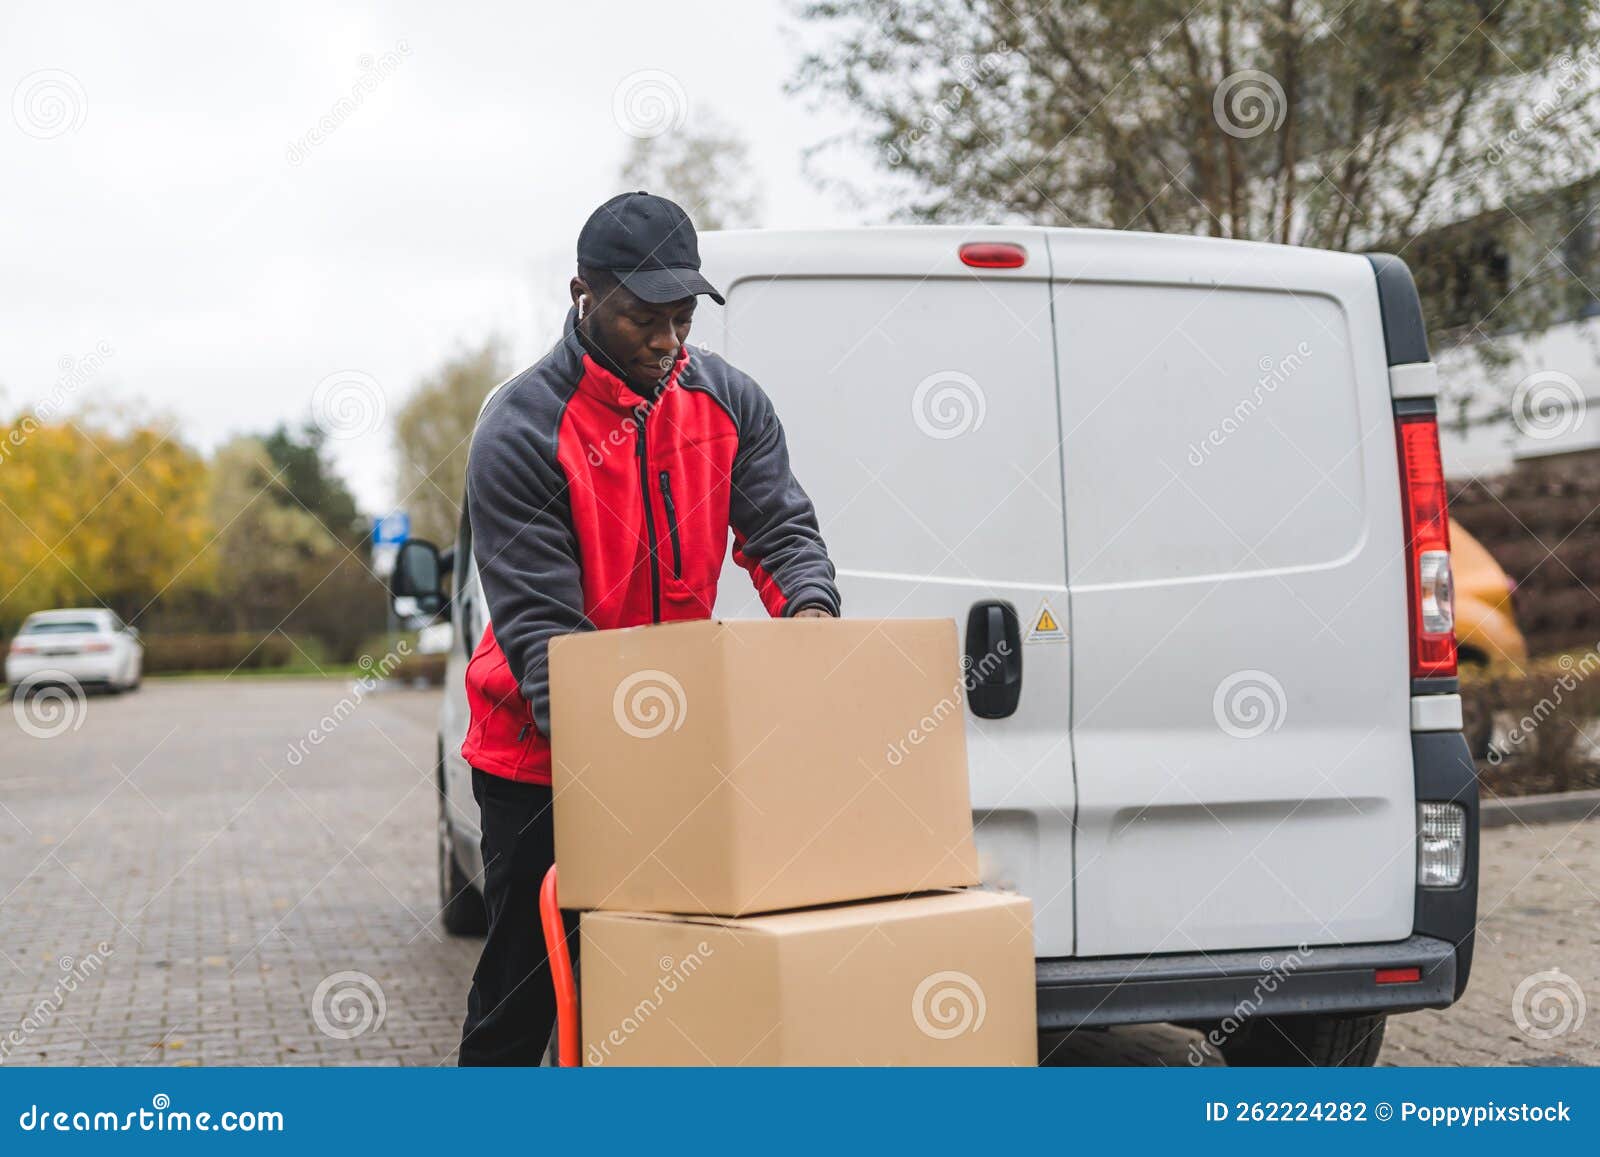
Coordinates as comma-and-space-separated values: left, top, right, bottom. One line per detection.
1219, 1013, 1386, 1066
438, 788, 487, 936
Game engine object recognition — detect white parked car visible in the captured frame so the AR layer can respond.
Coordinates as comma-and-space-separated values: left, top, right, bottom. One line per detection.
394, 227, 1476, 1066
5, 608, 144, 694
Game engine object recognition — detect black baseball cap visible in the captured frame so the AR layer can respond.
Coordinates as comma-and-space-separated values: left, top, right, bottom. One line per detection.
576, 191, 725, 305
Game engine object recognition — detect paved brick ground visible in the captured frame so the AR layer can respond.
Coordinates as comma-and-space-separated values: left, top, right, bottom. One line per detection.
0, 678, 475, 1067
1, 678, 1594, 1067
1042, 819, 1600, 1066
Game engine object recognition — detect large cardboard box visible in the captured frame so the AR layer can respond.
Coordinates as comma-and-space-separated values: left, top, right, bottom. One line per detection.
580, 889, 1036, 1066
550, 619, 980, 915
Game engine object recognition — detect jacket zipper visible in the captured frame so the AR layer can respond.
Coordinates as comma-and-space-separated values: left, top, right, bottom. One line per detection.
659, 470, 683, 579
636, 419, 662, 623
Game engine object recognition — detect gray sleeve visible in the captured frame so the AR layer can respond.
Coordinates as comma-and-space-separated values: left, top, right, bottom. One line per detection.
466, 411, 589, 736
727, 381, 841, 618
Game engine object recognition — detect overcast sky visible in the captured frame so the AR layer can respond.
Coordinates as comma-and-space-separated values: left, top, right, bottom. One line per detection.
1, 0, 874, 513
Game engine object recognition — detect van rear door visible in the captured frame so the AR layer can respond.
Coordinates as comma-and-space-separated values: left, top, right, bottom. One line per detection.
707, 229, 1078, 956
1048, 232, 1416, 956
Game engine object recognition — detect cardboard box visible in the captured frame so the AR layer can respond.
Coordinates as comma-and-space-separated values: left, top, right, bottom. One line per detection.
550, 619, 980, 915
580, 889, 1036, 1066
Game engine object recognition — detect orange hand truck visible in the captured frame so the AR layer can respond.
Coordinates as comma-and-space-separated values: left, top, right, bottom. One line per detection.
539, 865, 581, 1067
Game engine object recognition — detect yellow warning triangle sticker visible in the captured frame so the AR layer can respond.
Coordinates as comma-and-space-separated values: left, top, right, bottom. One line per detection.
1027, 600, 1067, 643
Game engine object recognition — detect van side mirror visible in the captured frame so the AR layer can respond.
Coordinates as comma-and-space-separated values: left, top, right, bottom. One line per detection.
391, 539, 446, 617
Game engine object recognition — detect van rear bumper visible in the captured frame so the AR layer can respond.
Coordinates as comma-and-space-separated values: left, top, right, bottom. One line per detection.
1035, 933, 1457, 1030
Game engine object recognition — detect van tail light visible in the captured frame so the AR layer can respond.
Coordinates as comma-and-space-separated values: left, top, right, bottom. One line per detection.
84, 641, 112, 653
9, 642, 36, 654
1396, 413, 1456, 678
959, 242, 1027, 269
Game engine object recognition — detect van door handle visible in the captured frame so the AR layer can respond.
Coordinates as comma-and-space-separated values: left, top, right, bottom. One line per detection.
964, 600, 1023, 719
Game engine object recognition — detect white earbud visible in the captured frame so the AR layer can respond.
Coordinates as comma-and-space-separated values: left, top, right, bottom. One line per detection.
577, 296, 588, 321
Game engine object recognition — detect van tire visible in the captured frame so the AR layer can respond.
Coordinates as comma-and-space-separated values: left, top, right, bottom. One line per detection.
1219, 1013, 1386, 1067
438, 784, 487, 936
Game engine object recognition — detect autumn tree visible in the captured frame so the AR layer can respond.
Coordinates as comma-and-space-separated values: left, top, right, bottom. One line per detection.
793, 0, 1600, 345
620, 111, 762, 230
392, 337, 510, 545
0, 414, 213, 634
204, 436, 385, 660
259, 421, 365, 545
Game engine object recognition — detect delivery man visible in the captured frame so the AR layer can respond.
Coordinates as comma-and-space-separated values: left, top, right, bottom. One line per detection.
457, 191, 841, 1065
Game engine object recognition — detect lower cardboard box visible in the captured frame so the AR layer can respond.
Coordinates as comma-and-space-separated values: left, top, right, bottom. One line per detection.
579, 888, 1036, 1067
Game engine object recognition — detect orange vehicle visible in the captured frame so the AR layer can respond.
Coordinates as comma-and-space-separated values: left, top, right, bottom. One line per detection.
1450, 519, 1527, 669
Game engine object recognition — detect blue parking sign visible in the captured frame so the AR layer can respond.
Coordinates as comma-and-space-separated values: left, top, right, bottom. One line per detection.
373, 511, 410, 545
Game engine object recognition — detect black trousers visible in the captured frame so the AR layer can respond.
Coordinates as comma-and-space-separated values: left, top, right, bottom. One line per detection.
458, 768, 577, 1066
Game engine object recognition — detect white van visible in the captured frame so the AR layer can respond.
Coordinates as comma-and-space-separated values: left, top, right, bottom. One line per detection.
409, 227, 1478, 1066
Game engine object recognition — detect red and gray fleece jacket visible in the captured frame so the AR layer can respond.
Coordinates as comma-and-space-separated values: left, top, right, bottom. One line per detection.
461, 313, 840, 784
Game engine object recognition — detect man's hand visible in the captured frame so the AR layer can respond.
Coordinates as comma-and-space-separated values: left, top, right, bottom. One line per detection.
793, 606, 834, 619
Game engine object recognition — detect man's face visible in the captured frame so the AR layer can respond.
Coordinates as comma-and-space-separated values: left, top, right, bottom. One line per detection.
573, 275, 696, 391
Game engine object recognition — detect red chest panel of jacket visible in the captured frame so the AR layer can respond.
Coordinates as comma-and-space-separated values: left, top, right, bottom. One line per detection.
558, 359, 738, 628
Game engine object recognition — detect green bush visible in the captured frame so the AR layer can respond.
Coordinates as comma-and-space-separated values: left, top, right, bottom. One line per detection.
142, 632, 324, 674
